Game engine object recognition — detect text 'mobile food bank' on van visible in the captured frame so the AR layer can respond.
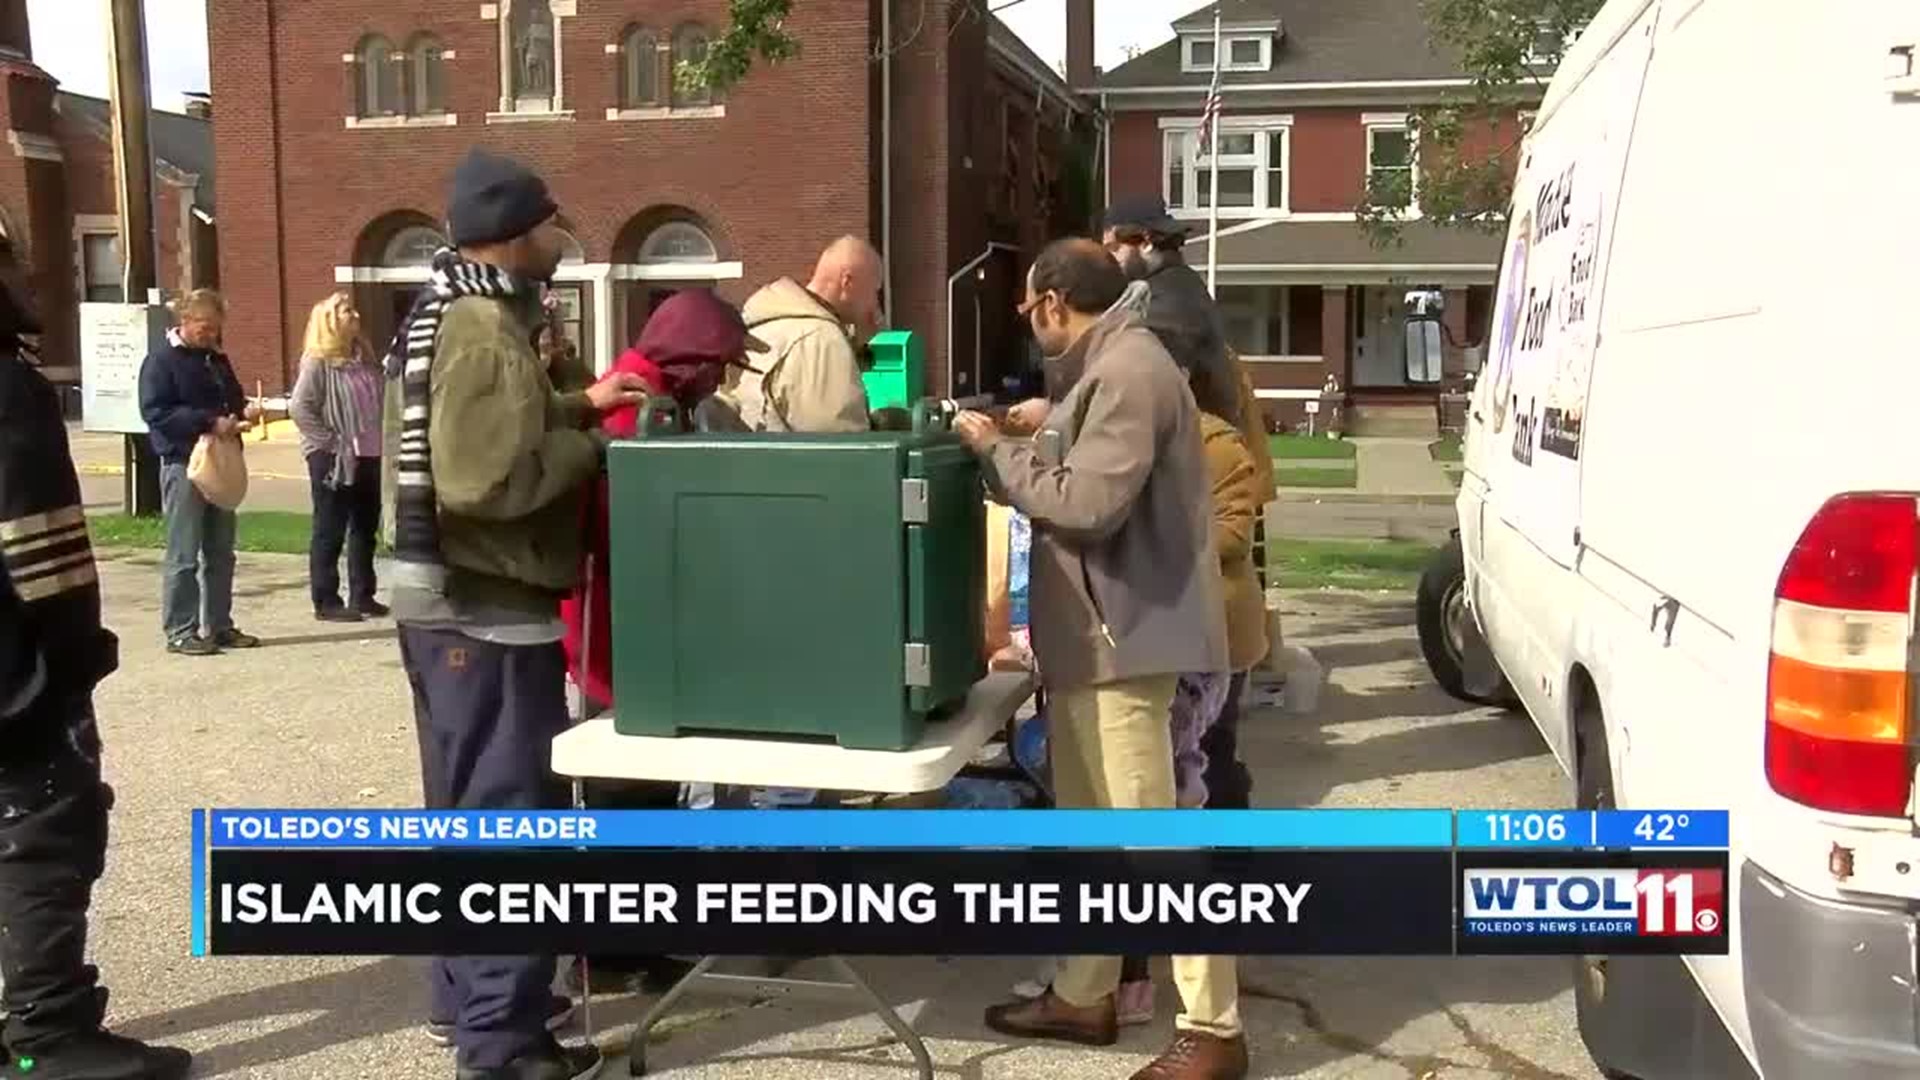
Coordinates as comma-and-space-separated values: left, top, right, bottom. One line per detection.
1412, 1, 1920, 1078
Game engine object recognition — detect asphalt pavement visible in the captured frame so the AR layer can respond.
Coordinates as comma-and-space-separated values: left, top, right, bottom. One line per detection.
82, 551, 1600, 1079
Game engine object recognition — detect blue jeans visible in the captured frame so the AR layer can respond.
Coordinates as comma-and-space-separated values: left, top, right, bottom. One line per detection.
160, 460, 237, 642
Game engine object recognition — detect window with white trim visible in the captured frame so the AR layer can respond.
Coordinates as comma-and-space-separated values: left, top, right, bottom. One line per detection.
354, 34, 400, 118
1366, 122, 1416, 209
1162, 121, 1289, 216
638, 222, 718, 264
1181, 33, 1272, 73
80, 233, 122, 303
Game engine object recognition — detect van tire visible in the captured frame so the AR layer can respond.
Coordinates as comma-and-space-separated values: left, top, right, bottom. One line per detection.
1571, 709, 1642, 1080
1416, 537, 1517, 708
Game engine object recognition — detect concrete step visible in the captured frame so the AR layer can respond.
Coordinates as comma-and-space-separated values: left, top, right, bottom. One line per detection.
1349, 404, 1438, 439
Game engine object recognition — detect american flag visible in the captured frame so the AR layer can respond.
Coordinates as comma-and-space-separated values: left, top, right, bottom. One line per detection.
1195, 31, 1224, 154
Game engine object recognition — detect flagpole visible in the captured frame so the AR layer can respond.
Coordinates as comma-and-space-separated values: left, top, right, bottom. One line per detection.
1205, 10, 1223, 296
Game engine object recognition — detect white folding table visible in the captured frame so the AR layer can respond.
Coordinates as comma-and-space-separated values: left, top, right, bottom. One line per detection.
548, 670, 1038, 1078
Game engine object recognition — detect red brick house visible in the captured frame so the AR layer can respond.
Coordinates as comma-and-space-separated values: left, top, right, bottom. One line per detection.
208, 0, 1092, 397
1081, 0, 1535, 433
0, 1, 216, 388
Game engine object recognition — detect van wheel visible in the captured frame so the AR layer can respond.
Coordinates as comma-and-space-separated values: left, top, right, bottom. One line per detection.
1416, 537, 1517, 707
1572, 710, 1642, 1080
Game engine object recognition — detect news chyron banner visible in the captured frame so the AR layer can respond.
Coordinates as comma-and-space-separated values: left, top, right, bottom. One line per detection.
191, 809, 1730, 957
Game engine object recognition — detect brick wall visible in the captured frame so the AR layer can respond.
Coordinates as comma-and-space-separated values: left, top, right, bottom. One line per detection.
0, 60, 77, 373
53, 111, 193, 297
211, 0, 876, 392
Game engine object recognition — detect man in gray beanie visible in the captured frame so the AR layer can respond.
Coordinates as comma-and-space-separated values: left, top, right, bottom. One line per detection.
389, 147, 646, 1080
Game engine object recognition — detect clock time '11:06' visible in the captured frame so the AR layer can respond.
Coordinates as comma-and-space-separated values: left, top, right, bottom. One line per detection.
1484, 813, 1571, 844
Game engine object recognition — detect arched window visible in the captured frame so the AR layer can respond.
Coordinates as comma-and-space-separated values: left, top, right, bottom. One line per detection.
638, 221, 717, 264
408, 34, 447, 116
510, 0, 557, 110
554, 228, 586, 264
382, 226, 448, 267
621, 26, 660, 109
670, 23, 712, 108
355, 35, 400, 118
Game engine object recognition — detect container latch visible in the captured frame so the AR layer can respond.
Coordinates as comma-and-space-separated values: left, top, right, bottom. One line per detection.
901, 479, 930, 523
904, 643, 932, 687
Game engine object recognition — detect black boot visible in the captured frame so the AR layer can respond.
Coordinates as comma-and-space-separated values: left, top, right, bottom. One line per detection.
5, 1030, 191, 1080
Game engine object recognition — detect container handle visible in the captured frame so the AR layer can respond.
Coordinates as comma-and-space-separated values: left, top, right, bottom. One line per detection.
912, 397, 956, 434
636, 396, 682, 438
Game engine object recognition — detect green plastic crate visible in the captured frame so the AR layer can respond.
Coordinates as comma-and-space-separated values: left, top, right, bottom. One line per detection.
606, 401, 986, 750
862, 330, 925, 413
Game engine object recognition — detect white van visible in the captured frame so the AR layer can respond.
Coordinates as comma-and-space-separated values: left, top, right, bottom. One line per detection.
1413, 2, 1920, 1078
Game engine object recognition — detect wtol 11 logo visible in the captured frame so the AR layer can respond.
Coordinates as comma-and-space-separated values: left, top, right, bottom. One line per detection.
1461, 869, 1725, 937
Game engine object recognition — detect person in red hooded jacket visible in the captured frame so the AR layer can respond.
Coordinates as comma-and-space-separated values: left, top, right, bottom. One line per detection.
559, 288, 765, 994
561, 288, 766, 716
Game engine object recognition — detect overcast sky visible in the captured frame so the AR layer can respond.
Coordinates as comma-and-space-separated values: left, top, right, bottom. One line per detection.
20, 0, 1192, 115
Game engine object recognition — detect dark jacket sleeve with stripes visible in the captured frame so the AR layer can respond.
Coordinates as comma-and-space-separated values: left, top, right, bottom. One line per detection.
0, 354, 116, 738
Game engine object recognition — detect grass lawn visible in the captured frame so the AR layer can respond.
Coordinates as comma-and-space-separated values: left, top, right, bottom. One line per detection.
1268, 433, 1357, 460
1269, 538, 1436, 592
1274, 466, 1357, 489
91, 511, 324, 556
91, 512, 1434, 594
1429, 435, 1463, 462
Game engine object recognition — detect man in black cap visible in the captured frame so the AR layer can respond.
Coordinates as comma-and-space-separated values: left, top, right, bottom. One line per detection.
388, 148, 647, 1080
1099, 195, 1243, 422
0, 236, 193, 1079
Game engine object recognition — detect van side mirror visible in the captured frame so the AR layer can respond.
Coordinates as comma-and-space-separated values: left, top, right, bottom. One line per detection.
1403, 288, 1445, 385
1404, 320, 1443, 385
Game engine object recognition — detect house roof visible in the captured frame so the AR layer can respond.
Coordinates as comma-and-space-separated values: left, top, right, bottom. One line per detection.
1189, 219, 1502, 276
1100, 0, 1472, 89
55, 92, 215, 215
988, 14, 1084, 113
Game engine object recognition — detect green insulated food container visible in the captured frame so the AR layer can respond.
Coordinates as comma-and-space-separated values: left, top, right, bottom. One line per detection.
606, 401, 986, 750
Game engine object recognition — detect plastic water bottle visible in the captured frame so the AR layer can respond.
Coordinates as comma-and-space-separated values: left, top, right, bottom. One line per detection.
1008, 512, 1032, 632
683, 782, 717, 810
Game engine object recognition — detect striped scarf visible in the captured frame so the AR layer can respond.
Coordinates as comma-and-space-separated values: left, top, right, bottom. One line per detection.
384, 248, 528, 598
316, 358, 369, 489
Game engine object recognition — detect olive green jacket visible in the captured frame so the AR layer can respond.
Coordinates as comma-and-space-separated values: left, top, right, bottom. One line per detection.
426, 295, 605, 617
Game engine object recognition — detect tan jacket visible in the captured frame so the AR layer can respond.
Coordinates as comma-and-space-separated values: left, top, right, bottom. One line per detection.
982, 306, 1228, 690
732, 278, 868, 432
1201, 411, 1270, 672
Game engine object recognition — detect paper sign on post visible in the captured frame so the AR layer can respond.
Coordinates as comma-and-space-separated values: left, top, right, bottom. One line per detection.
1304, 400, 1321, 415
81, 303, 169, 435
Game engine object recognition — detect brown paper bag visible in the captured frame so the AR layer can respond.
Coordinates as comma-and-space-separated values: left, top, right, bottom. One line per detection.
984, 501, 1012, 656
188, 433, 249, 510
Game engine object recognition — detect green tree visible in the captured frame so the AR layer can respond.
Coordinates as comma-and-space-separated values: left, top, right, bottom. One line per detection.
1356, 0, 1604, 248
673, 0, 800, 96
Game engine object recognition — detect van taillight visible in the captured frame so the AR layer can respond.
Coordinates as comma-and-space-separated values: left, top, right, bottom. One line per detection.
1765, 494, 1917, 817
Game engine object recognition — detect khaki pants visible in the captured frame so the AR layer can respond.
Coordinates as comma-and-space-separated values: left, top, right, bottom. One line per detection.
1048, 675, 1242, 1038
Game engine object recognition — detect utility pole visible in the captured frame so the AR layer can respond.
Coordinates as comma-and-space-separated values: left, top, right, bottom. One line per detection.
106, 0, 160, 515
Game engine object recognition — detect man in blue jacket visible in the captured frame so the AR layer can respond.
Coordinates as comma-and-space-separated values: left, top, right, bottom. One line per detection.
0, 237, 193, 1078
137, 290, 260, 656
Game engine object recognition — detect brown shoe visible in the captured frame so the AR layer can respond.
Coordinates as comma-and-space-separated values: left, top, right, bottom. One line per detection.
1130, 1030, 1250, 1079
984, 990, 1118, 1047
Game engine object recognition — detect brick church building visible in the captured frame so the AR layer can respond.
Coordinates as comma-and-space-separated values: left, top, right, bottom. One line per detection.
208, 0, 1093, 396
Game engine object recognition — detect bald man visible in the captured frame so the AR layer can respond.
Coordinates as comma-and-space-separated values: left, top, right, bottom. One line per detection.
734, 236, 884, 432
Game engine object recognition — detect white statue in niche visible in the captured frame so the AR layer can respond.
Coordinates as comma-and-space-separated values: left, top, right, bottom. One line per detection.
513, 0, 556, 101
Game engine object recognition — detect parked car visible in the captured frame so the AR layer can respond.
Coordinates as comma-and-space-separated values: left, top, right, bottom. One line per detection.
1415, 2, 1920, 1078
